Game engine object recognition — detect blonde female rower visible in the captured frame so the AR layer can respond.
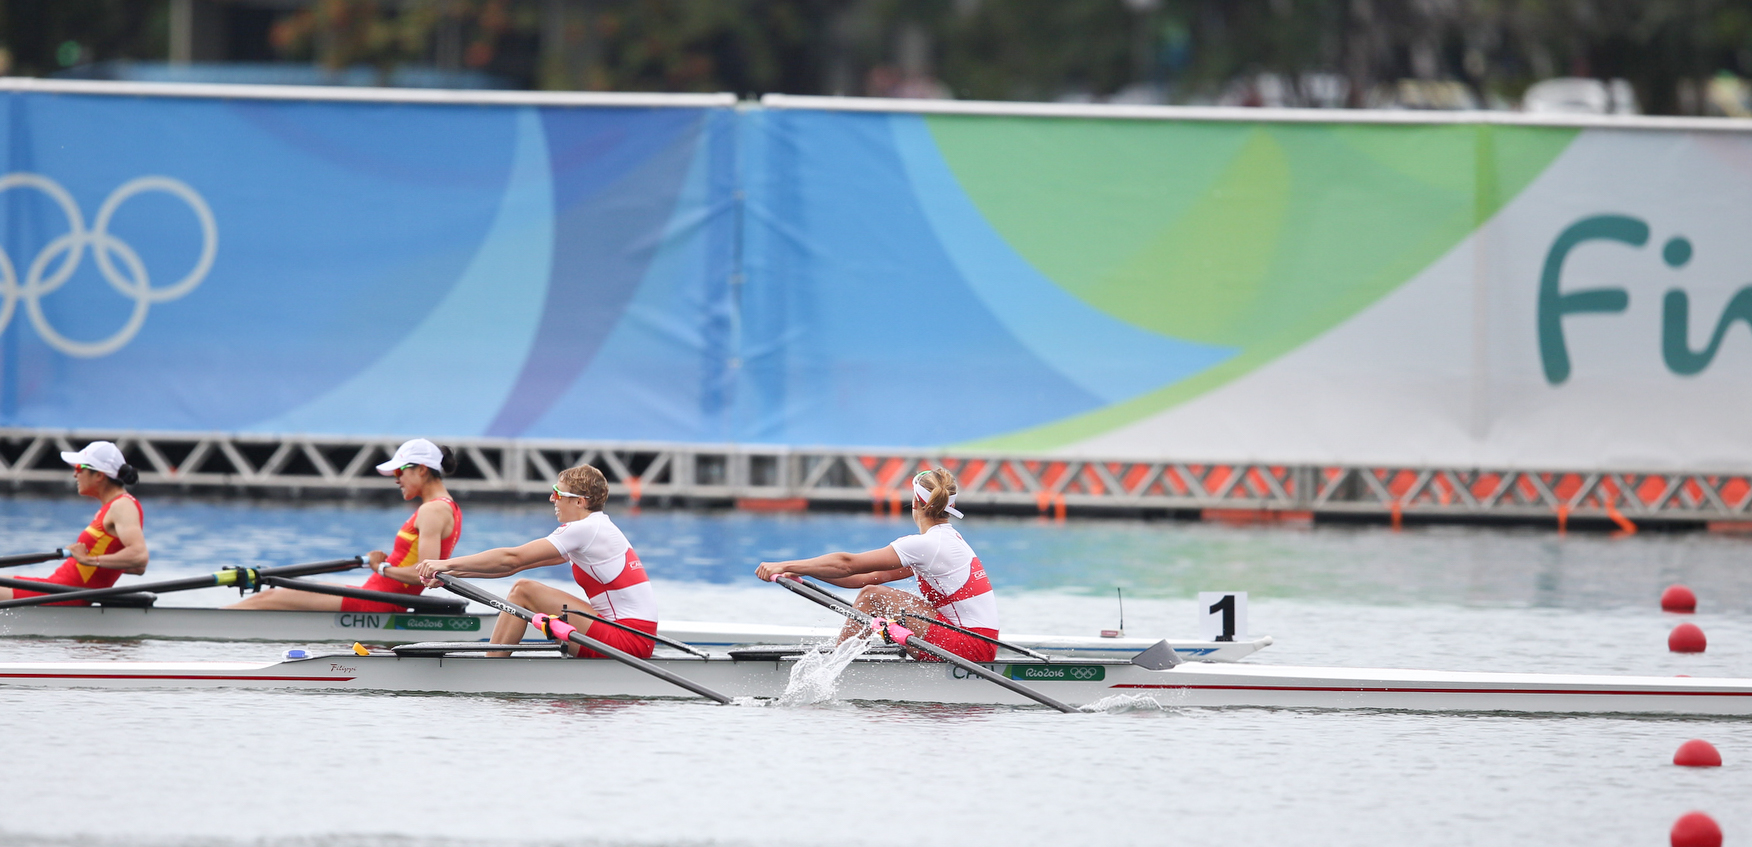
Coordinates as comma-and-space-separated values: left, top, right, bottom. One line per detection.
755, 468, 999, 662
0, 441, 148, 603
228, 438, 461, 612
415, 465, 658, 658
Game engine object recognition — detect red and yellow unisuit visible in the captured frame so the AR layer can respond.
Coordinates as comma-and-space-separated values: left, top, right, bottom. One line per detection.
10, 494, 142, 606
340, 498, 462, 613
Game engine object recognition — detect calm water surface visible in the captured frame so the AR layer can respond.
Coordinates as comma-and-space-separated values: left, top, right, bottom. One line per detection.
1, 494, 1749, 846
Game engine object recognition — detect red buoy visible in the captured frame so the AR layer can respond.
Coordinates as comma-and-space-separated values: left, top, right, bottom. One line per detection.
1670, 623, 1708, 653
1674, 739, 1723, 767
1663, 584, 1698, 613
1671, 812, 1722, 847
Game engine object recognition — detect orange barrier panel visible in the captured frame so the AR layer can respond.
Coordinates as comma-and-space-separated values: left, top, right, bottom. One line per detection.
1202, 508, 1312, 526
736, 497, 809, 512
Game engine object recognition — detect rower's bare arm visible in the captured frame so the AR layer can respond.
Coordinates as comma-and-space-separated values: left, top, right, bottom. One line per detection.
756, 546, 904, 586
417, 538, 565, 584
76, 499, 148, 574
836, 566, 914, 588
382, 501, 453, 586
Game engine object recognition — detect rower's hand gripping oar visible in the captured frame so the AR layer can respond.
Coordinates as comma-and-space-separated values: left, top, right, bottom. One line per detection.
0, 557, 365, 609
0, 549, 68, 569
771, 575, 1078, 713
558, 604, 711, 660
433, 573, 732, 704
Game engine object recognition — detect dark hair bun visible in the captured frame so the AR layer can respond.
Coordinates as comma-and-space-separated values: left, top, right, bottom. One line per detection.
116, 464, 139, 486
438, 446, 457, 476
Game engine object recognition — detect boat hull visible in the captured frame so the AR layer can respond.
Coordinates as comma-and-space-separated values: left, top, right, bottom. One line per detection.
0, 606, 1269, 660
1, 653, 1747, 715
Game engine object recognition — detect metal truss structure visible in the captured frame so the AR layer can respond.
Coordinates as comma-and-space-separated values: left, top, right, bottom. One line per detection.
4, 428, 1749, 528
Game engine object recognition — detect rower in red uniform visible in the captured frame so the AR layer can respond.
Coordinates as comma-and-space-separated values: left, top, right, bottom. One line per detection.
416, 464, 658, 659
0, 441, 149, 603
228, 439, 460, 612
756, 468, 999, 662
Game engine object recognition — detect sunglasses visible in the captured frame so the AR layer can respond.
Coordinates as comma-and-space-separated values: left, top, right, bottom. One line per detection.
551, 484, 585, 499
392, 463, 419, 478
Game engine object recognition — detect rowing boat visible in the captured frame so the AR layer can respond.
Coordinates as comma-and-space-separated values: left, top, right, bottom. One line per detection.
0, 605, 1271, 660
2, 642, 1746, 715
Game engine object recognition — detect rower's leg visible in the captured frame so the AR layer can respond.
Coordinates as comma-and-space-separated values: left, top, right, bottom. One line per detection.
223, 587, 345, 611
842, 585, 940, 646
485, 579, 592, 657
485, 610, 527, 657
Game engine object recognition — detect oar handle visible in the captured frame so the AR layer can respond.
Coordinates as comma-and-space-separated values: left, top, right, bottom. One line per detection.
435, 574, 732, 704
0, 549, 67, 569
773, 575, 1078, 714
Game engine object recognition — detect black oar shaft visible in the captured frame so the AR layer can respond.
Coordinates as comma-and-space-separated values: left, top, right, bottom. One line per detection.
899, 612, 1050, 662
0, 575, 157, 607
435, 574, 732, 704
0, 549, 67, 569
260, 576, 467, 614
774, 576, 1077, 713
0, 557, 364, 609
557, 605, 710, 660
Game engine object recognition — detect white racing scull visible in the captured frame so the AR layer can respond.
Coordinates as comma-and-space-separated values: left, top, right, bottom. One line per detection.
1, 641, 1747, 715
0, 605, 1271, 660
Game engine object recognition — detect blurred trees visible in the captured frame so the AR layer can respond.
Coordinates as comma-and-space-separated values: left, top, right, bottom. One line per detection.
0, 1, 169, 76
2, 0, 1751, 114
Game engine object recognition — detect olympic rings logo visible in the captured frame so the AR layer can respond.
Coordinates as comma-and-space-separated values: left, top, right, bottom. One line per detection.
1069, 667, 1098, 680
0, 173, 216, 357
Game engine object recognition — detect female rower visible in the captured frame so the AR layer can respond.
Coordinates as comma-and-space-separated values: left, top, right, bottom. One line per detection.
755, 468, 998, 662
228, 439, 460, 612
414, 465, 658, 659
0, 441, 148, 604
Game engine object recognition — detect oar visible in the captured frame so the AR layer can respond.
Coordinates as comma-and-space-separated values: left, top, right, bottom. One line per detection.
0, 549, 67, 569
0, 575, 157, 607
558, 604, 711, 660
786, 578, 1053, 662
434, 573, 732, 704
772, 575, 1077, 713
259, 576, 467, 614
0, 557, 364, 609
897, 612, 1053, 662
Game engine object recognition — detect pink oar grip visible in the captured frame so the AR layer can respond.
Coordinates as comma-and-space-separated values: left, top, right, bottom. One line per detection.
871, 617, 914, 646
532, 613, 580, 643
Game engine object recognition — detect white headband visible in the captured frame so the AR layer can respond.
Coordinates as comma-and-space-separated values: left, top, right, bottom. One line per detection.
912, 476, 963, 518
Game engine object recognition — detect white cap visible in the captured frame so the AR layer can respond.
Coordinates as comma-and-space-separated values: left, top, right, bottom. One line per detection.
376, 438, 445, 476
61, 441, 127, 479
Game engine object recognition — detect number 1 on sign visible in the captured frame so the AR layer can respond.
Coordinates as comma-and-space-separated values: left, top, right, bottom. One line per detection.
1197, 592, 1247, 642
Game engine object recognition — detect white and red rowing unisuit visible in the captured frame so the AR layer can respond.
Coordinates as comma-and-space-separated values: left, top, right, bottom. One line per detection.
544, 512, 658, 625
543, 511, 659, 659
890, 524, 999, 633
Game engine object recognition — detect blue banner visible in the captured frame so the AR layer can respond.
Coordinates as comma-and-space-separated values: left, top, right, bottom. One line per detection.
0, 91, 734, 441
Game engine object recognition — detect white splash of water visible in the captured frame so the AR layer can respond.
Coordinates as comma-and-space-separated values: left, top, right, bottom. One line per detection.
1079, 693, 1168, 714
776, 635, 874, 706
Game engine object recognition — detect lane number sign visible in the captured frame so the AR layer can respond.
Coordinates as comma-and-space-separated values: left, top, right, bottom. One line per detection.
1197, 591, 1248, 642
